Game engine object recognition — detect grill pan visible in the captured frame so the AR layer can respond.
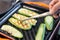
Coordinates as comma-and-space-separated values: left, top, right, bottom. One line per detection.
49, 20, 60, 40
0, 30, 15, 40
0, 2, 60, 40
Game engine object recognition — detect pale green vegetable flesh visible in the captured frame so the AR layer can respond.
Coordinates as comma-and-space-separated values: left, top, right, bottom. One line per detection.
45, 16, 54, 30
1, 25, 23, 38
12, 13, 37, 25
9, 18, 31, 30
18, 8, 39, 16
35, 23, 45, 40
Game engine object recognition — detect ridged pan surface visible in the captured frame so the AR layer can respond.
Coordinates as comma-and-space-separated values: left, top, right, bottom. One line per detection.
0, 2, 59, 40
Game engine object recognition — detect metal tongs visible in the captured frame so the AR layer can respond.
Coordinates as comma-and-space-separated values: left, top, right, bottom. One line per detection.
22, 12, 51, 21
22, 10, 60, 22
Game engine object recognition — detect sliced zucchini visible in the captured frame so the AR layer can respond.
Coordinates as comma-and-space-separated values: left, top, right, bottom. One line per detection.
1, 25, 23, 38
9, 18, 31, 30
35, 23, 45, 40
12, 13, 37, 25
45, 16, 54, 30
18, 8, 39, 16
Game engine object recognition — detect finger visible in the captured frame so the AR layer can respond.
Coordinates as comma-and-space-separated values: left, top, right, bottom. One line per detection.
53, 13, 60, 18
59, 14, 60, 16
59, 0, 60, 2
49, 1, 54, 10
49, 0, 58, 6
53, 14, 59, 18
50, 2, 60, 14
49, 0, 58, 10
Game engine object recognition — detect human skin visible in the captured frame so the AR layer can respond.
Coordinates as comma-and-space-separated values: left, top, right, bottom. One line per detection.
49, 0, 60, 18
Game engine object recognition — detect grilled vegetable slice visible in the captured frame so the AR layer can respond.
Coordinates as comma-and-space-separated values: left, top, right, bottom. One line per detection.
9, 18, 31, 30
45, 16, 54, 30
35, 23, 45, 40
1, 25, 23, 38
12, 13, 37, 25
18, 8, 39, 16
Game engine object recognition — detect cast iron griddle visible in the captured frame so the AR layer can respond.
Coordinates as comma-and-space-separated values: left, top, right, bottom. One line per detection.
0, 2, 60, 40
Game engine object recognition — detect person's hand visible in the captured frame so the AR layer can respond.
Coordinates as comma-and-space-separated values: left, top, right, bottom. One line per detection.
49, 0, 60, 18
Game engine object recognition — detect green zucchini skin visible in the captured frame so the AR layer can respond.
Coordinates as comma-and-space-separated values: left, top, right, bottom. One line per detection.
1, 25, 23, 38
18, 8, 39, 16
35, 23, 45, 40
9, 18, 31, 30
12, 13, 37, 26
45, 16, 54, 30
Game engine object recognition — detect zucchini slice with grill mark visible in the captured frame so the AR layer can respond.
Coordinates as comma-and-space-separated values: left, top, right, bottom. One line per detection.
1, 25, 23, 38
18, 8, 39, 16
12, 13, 37, 25
9, 18, 31, 30
45, 16, 54, 30
35, 23, 45, 40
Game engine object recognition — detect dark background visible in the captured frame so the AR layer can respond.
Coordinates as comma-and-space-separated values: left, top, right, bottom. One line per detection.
21, 0, 52, 4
